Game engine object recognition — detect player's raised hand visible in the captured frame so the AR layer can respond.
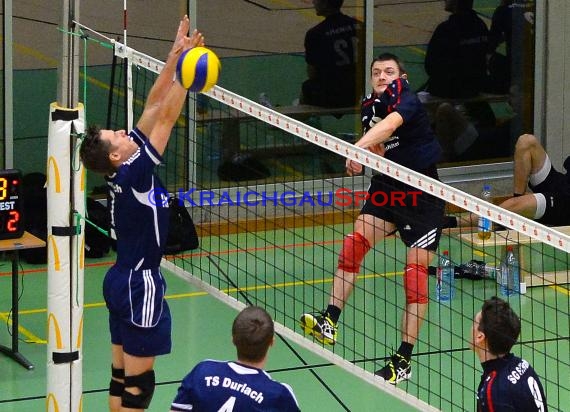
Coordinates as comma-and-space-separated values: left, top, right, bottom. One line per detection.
187, 29, 205, 50
175, 15, 190, 44
171, 16, 204, 55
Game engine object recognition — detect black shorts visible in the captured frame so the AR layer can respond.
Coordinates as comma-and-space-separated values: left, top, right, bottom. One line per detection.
360, 165, 445, 251
530, 164, 570, 226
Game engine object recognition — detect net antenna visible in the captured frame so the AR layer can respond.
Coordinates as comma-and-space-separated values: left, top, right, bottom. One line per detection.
110, 39, 570, 411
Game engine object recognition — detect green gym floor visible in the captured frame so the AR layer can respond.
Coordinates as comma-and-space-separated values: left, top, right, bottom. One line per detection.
1, 225, 569, 411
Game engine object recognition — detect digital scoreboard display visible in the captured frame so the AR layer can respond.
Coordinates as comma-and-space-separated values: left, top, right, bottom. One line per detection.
0, 169, 24, 240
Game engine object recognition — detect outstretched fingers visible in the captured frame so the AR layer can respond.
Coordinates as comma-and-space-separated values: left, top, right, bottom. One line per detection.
176, 15, 190, 42
188, 29, 205, 49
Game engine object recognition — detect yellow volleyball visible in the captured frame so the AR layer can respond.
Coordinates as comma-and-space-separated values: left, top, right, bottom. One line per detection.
176, 46, 221, 92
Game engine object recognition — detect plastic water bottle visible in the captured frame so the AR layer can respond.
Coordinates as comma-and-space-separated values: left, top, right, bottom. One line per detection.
478, 184, 492, 240
436, 250, 455, 302
499, 246, 520, 296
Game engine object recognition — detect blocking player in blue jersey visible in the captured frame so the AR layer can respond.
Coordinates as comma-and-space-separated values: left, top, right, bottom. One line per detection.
472, 297, 547, 411
301, 53, 445, 384
170, 306, 300, 412
79, 16, 204, 412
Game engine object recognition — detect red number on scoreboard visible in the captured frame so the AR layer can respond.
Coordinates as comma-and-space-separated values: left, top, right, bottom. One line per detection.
7, 210, 19, 232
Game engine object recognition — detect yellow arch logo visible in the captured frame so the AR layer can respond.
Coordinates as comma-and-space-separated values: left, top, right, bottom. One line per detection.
48, 236, 61, 271
76, 315, 83, 349
47, 156, 61, 194
80, 166, 85, 191
80, 236, 85, 270
46, 393, 59, 412
47, 313, 63, 349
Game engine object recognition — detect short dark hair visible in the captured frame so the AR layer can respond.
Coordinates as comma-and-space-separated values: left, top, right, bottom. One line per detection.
232, 306, 274, 363
327, 0, 344, 9
479, 296, 521, 355
370, 53, 407, 75
79, 125, 114, 175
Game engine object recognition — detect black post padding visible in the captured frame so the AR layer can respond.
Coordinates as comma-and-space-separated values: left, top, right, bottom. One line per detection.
52, 226, 81, 237
51, 109, 79, 122
52, 351, 79, 364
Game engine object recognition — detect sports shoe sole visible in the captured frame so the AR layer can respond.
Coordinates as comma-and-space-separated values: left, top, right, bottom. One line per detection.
300, 314, 336, 345
374, 368, 412, 385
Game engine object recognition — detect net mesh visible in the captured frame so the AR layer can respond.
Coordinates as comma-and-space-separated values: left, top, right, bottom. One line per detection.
108, 43, 570, 411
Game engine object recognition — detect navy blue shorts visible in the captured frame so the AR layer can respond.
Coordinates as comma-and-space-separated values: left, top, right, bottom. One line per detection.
360, 165, 445, 251
103, 265, 172, 357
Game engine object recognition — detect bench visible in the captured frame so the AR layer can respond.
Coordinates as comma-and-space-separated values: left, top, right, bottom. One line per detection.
458, 226, 570, 288
197, 94, 511, 180
197, 104, 359, 162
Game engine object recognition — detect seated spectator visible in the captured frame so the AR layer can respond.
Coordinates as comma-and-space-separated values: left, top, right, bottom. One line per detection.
424, 0, 489, 98
448, 134, 570, 228
170, 306, 300, 412
471, 297, 547, 411
300, 0, 363, 108
498, 133, 570, 226
435, 103, 509, 163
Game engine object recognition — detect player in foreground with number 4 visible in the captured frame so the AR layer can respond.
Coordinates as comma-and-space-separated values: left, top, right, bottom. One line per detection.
79, 16, 203, 412
170, 306, 300, 412
471, 297, 547, 411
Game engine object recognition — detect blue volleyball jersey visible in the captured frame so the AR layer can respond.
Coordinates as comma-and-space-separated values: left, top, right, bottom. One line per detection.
477, 354, 547, 412
171, 360, 300, 412
106, 128, 169, 270
361, 78, 442, 171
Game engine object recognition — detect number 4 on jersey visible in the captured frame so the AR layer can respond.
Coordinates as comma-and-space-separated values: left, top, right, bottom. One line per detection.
217, 396, 236, 412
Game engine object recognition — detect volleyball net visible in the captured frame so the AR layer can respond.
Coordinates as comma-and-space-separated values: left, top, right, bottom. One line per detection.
107, 41, 570, 411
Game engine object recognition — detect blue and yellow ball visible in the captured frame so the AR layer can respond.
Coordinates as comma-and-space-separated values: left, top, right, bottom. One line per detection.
176, 47, 221, 92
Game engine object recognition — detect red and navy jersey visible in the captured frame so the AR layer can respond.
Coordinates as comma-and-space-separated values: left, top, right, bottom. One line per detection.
106, 128, 169, 270
477, 354, 547, 412
171, 360, 300, 412
361, 78, 442, 171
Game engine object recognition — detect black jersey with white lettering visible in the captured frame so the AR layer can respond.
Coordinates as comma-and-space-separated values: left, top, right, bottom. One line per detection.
304, 12, 362, 106
171, 360, 300, 412
106, 128, 169, 270
361, 78, 442, 171
477, 354, 547, 412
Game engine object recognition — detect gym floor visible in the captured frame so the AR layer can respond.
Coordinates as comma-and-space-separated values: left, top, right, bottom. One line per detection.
1, 225, 568, 411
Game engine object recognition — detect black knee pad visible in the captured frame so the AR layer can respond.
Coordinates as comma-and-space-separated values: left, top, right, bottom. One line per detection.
109, 379, 125, 397
122, 370, 155, 409
112, 365, 125, 380
109, 365, 125, 397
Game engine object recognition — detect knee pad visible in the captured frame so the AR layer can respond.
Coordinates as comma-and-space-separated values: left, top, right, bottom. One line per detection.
122, 370, 155, 409
338, 232, 371, 273
404, 264, 429, 304
109, 365, 125, 397
109, 379, 125, 397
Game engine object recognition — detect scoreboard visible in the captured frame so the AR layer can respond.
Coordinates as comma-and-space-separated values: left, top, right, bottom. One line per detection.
0, 169, 24, 240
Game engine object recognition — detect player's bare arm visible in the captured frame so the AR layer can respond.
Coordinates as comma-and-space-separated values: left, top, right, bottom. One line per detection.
356, 111, 403, 149
346, 111, 403, 175
136, 16, 204, 137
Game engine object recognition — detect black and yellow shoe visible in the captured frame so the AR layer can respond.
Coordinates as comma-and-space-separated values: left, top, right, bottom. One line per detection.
300, 312, 338, 345
374, 353, 412, 385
